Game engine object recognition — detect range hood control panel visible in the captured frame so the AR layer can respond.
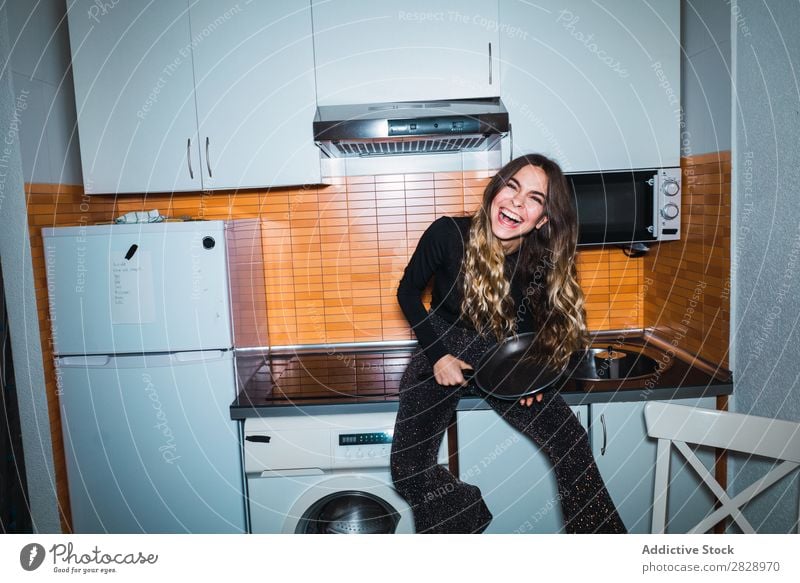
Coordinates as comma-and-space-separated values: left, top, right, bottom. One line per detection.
388, 117, 480, 136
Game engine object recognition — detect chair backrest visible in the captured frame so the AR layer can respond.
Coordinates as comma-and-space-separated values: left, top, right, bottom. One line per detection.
644, 401, 800, 533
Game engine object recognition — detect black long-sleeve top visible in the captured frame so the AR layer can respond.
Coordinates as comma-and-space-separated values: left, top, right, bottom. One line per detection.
397, 216, 538, 365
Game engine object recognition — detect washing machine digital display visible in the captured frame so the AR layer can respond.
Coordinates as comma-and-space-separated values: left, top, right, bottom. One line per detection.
339, 432, 393, 446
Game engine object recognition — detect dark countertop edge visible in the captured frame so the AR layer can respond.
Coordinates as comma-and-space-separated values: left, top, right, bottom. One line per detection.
460, 383, 733, 410
231, 400, 402, 419
229, 383, 733, 419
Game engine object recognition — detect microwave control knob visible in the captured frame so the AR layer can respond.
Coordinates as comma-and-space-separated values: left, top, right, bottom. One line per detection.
662, 179, 680, 196
661, 203, 680, 220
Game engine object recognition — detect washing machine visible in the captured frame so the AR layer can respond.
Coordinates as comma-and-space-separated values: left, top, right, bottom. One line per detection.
244, 411, 449, 534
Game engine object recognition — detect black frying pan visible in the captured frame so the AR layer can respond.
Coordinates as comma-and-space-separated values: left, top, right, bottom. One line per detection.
419, 332, 566, 400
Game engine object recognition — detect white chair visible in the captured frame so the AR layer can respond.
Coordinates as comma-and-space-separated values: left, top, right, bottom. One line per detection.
644, 401, 800, 533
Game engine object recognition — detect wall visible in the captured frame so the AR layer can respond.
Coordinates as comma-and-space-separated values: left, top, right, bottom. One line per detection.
240, 173, 643, 346
681, 0, 733, 156
6, 0, 82, 184
0, 5, 61, 533
731, 0, 800, 533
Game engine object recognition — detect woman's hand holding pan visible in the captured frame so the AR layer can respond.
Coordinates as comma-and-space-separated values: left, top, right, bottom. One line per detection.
433, 354, 473, 387
520, 393, 544, 407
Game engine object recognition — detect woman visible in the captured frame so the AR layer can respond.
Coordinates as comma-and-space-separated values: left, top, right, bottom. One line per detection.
390, 153, 626, 534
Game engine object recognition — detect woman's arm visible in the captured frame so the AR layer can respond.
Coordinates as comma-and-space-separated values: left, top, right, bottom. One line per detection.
396, 217, 453, 367
397, 217, 474, 386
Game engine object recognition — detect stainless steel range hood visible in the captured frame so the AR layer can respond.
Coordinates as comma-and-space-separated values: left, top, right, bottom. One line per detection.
313, 97, 509, 158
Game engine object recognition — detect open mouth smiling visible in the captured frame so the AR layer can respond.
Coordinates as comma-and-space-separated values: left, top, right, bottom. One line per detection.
499, 208, 523, 227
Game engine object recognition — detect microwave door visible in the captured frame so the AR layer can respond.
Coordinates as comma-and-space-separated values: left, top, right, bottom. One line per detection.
572, 170, 657, 246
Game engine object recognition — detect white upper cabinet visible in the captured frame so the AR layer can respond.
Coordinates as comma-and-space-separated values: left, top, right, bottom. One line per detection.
189, 0, 320, 189
312, 0, 500, 105
67, 0, 320, 194
67, 0, 202, 194
499, 0, 680, 172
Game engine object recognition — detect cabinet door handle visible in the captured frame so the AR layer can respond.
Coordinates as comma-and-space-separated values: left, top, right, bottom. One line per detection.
187, 138, 194, 179
600, 413, 607, 456
576, 410, 581, 425
205, 136, 213, 178
488, 42, 493, 85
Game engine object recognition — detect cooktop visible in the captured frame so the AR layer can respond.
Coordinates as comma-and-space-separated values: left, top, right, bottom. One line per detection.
233, 350, 416, 407
231, 334, 733, 416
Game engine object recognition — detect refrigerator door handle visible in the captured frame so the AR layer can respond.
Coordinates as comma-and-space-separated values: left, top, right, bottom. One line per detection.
173, 350, 227, 363
57, 355, 111, 367
57, 351, 231, 369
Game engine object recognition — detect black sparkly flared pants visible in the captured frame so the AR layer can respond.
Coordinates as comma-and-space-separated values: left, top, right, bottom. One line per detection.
390, 315, 627, 534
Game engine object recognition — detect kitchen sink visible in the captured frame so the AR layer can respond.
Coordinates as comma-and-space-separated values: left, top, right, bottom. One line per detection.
567, 345, 661, 381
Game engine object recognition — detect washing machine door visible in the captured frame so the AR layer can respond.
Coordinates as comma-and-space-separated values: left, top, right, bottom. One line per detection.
286, 473, 414, 534
298, 491, 399, 534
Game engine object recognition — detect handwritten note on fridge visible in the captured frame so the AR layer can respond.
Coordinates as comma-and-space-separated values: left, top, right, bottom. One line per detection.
110, 251, 155, 324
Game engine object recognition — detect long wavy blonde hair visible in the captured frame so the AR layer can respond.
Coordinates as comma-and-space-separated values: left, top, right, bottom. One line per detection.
461, 154, 588, 367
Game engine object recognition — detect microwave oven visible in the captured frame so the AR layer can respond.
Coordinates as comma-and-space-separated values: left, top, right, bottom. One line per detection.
568, 168, 681, 247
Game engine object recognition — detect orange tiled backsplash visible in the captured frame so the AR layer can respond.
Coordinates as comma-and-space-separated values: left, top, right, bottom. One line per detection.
227, 172, 644, 346
24, 171, 643, 350
28, 157, 735, 352
644, 152, 731, 368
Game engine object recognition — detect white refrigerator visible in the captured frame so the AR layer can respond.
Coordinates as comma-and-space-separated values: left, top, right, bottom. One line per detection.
43, 221, 246, 533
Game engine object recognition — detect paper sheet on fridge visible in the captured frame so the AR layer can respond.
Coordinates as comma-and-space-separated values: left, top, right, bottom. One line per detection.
110, 251, 156, 324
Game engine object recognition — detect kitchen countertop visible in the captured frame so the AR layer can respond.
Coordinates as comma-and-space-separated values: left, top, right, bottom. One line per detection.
230, 333, 732, 419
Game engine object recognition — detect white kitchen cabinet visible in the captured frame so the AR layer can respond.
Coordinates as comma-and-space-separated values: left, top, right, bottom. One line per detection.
67, 0, 320, 194
189, 0, 320, 189
499, 0, 680, 172
590, 397, 717, 533
312, 0, 500, 106
456, 404, 588, 534
67, 0, 202, 194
